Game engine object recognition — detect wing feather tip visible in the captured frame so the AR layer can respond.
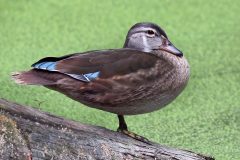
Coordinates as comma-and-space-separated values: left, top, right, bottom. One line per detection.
11, 72, 28, 85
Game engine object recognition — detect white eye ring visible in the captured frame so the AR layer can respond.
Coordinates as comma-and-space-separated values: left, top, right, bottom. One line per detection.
146, 30, 155, 37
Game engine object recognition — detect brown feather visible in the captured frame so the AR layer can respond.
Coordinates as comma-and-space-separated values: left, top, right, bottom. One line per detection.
12, 69, 71, 85
56, 49, 158, 78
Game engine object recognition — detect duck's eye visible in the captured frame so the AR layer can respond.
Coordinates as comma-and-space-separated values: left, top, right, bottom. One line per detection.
147, 30, 155, 35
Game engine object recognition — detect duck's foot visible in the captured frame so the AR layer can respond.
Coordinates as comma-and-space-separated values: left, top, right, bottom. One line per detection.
117, 115, 151, 144
117, 128, 151, 144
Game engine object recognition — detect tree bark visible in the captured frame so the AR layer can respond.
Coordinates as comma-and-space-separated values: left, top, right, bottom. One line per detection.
0, 98, 214, 160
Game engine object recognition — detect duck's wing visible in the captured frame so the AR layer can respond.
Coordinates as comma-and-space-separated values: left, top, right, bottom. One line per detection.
32, 48, 158, 82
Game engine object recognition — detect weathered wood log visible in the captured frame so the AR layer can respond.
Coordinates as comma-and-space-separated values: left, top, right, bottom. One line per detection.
0, 98, 214, 160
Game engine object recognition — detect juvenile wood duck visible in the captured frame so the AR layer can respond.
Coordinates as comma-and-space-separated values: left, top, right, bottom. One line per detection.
12, 22, 190, 142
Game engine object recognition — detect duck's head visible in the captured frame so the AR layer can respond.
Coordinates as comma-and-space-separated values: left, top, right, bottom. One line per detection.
124, 22, 183, 57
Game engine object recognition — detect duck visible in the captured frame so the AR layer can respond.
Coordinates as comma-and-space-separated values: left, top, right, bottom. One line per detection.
12, 22, 190, 142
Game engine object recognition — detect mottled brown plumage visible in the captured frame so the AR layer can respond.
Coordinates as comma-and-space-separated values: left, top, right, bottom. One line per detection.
12, 22, 190, 142
50, 51, 189, 115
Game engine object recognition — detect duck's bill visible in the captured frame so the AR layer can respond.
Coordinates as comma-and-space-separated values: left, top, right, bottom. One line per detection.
159, 41, 183, 57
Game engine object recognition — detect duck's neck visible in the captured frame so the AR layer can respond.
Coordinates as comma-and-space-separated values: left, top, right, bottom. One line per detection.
154, 50, 188, 69
154, 50, 190, 88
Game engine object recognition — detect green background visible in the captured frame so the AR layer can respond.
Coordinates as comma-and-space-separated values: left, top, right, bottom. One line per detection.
0, 0, 239, 159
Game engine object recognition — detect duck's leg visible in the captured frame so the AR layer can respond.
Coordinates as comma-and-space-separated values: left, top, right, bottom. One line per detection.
117, 115, 150, 144
117, 115, 128, 131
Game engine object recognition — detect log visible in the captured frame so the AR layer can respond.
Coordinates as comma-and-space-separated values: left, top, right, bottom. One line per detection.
0, 98, 214, 160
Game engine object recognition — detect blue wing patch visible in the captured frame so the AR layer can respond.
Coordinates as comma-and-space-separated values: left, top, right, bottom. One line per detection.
85, 72, 100, 80
33, 62, 56, 71
67, 71, 100, 82
32, 61, 100, 82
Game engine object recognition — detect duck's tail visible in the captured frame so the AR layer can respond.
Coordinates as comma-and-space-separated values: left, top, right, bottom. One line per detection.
11, 69, 57, 85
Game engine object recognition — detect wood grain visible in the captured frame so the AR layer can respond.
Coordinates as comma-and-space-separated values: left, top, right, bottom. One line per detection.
0, 98, 214, 160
